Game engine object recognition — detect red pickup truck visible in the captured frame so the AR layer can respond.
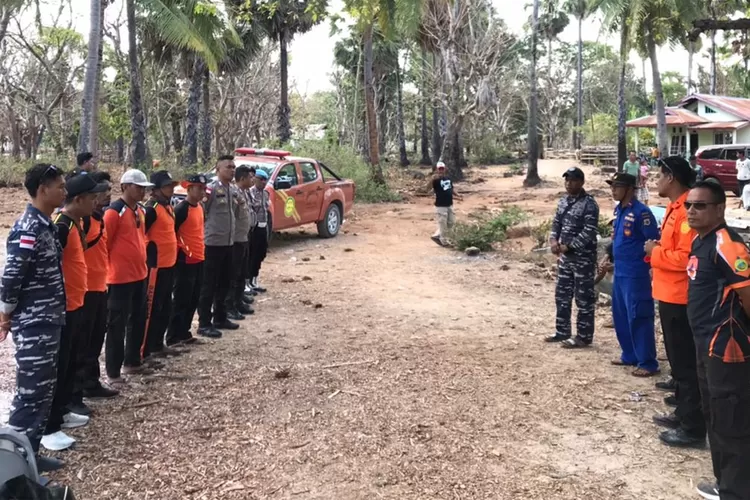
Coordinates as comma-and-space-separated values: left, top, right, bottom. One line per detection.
172, 148, 355, 238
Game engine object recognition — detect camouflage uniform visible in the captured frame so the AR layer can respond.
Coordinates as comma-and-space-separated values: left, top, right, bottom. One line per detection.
1, 204, 65, 452
550, 191, 600, 343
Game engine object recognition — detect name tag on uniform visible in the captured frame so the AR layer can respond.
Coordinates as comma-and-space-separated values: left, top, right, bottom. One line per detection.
257, 222, 267, 228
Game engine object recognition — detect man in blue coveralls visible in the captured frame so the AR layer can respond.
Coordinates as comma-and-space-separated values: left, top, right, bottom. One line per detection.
607, 172, 661, 377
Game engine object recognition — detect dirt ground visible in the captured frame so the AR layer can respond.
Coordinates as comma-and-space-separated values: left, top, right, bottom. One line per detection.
0, 160, 714, 500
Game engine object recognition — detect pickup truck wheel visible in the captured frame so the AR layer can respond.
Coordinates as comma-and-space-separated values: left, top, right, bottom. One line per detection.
317, 204, 341, 238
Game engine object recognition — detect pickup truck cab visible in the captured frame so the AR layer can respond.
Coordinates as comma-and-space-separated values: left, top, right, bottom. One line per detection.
172, 147, 355, 238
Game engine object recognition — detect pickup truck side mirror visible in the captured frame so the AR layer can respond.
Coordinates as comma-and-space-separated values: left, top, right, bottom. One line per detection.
275, 179, 292, 190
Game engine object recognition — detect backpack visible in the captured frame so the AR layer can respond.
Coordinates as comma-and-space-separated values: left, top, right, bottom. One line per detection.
0, 428, 40, 486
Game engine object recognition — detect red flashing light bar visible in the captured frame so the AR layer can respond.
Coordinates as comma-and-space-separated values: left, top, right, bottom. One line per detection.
234, 147, 290, 159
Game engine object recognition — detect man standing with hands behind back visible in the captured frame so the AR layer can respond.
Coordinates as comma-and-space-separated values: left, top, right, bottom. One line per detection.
644, 156, 706, 449
546, 167, 600, 348
199, 155, 238, 335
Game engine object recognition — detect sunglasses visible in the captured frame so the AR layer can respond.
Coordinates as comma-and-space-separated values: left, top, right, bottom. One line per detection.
684, 201, 719, 210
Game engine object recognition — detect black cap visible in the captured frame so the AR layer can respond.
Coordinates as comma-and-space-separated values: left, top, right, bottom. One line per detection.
180, 174, 209, 188
606, 172, 637, 187
150, 170, 178, 188
66, 172, 109, 197
660, 156, 696, 187
562, 167, 585, 181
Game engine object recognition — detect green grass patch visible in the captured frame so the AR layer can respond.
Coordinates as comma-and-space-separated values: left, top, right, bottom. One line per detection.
449, 206, 527, 251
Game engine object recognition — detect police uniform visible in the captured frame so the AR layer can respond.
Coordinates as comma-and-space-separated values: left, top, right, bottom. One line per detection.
609, 173, 660, 372
227, 184, 252, 315
199, 178, 235, 329
550, 168, 600, 344
248, 180, 270, 288
1, 204, 65, 451
687, 224, 750, 498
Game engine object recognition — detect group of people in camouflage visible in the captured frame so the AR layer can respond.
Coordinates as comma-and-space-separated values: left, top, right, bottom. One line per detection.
547, 158, 750, 500
0, 154, 270, 473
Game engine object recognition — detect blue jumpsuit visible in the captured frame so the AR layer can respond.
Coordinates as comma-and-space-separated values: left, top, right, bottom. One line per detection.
611, 199, 660, 372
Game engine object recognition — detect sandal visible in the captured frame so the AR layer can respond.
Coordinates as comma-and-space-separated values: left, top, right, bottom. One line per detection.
561, 337, 591, 349
611, 359, 636, 366
545, 333, 570, 343
632, 367, 660, 378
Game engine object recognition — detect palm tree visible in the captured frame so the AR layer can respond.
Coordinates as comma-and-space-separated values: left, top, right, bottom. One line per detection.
250, 1, 326, 145
565, 0, 595, 150
524, 0, 541, 187
126, 0, 225, 168
343, 0, 422, 184
78, 0, 104, 154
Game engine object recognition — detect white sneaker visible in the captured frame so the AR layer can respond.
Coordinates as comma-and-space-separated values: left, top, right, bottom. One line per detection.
61, 412, 89, 429
41, 431, 76, 451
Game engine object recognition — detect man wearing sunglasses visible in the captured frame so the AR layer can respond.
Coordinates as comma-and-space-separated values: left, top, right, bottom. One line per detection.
606, 172, 661, 377
644, 156, 705, 450
685, 180, 750, 500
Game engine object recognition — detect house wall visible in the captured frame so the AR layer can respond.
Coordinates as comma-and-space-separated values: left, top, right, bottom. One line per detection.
683, 100, 742, 122
737, 128, 750, 144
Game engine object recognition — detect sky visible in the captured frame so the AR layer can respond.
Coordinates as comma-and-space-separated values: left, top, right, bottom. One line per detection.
20, 0, 716, 97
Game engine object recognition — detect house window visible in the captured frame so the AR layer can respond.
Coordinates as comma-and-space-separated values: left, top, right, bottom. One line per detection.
670, 134, 686, 155
705, 106, 717, 114
714, 132, 733, 145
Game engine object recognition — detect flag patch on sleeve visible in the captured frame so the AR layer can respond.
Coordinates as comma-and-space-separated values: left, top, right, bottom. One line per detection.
19, 235, 36, 249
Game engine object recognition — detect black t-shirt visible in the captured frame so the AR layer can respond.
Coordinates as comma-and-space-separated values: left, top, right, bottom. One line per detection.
433, 176, 453, 207
687, 224, 750, 363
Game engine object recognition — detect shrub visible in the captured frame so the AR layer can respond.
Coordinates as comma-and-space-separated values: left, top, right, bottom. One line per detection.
469, 137, 513, 165
450, 206, 527, 251
531, 218, 552, 248
0, 157, 77, 187
292, 140, 400, 203
598, 216, 613, 238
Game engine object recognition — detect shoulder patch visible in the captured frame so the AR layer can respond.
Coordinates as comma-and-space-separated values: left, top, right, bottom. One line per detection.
680, 221, 691, 234
735, 257, 749, 273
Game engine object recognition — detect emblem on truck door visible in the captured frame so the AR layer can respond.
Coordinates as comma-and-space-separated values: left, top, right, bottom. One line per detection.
276, 190, 301, 222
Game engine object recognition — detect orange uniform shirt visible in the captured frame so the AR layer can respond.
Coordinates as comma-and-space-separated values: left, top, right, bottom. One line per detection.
174, 200, 205, 263
144, 199, 178, 269
83, 213, 108, 292
56, 213, 88, 311
651, 191, 696, 304
104, 199, 148, 285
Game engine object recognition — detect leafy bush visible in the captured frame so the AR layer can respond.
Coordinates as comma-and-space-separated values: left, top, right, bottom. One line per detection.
531, 218, 552, 248
292, 140, 400, 203
0, 157, 76, 187
449, 206, 527, 251
469, 137, 513, 165
598, 216, 613, 238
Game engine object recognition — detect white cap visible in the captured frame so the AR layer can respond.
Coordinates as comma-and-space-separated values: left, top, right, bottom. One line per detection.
120, 169, 154, 187
436, 161, 446, 169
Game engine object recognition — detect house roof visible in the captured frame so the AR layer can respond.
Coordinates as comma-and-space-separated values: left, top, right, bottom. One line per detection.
679, 94, 750, 121
688, 121, 750, 130
626, 107, 707, 128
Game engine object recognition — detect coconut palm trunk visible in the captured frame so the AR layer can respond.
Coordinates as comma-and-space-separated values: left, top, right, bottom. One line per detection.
617, 13, 629, 169
126, 0, 148, 167
524, 0, 541, 187
395, 55, 409, 167
278, 26, 292, 144
200, 66, 212, 164
645, 17, 668, 156
183, 59, 204, 167
363, 22, 385, 183
576, 14, 583, 149
77, 0, 102, 154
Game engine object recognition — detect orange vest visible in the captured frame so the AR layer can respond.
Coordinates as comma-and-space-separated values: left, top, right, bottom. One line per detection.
651, 191, 696, 304
104, 199, 148, 285
179, 203, 205, 263
84, 214, 108, 292
56, 213, 88, 311
145, 200, 178, 268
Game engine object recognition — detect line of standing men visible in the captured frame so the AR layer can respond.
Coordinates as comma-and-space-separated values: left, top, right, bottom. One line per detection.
0, 154, 270, 473
548, 158, 750, 500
